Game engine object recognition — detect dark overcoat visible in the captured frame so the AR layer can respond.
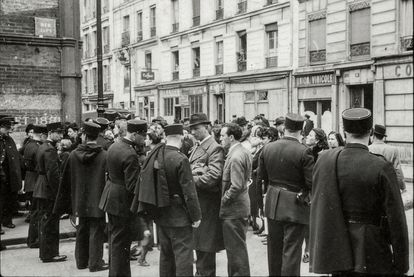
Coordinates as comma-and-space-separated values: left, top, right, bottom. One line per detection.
54, 143, 106, 218
96, 134, 112, 150
310, 144, 409, 275
23, 139, 42, 192
0, 135, 22, 192
189, 136, 224, 252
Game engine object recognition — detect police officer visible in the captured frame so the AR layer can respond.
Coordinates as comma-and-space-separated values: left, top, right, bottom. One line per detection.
99, 119, 146, 277
25, 124, 47, 248
94, 117, 113, 150
33, 122, 67, 262
258, 113, 314, 276
310, 108, 409, 276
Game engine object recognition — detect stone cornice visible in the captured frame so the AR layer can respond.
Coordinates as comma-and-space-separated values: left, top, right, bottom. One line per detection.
0, 34, 79, 48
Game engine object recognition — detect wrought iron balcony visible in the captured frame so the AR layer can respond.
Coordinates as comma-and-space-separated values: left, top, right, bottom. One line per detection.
172, 71, 179, 80
309, 49, 326, 64
216, 8, 223, 20
237, 1, 247, 14
215, 64, 223, 75
137, 31, 143, 42
350, 42, 370, 57
121, 31, 130, 47
150, 27, 156, 37
172, 23, 179, 33
193, 16, 200, 27
104, 45, 110, 54
401, 35, 413, 51
266, 56, 278, 68
238, 60, 246, 72
193, 68, 200, 77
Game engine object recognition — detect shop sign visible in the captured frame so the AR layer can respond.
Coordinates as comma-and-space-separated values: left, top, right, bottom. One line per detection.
141, 71, 155, 80
383, 63, 413, 79
183, 86, 205, 95
162, 88, 180, 97
35, 17, 56, 37
296, 73, 334, 87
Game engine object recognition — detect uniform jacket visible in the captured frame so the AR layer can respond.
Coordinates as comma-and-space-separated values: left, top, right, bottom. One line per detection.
32, 140, 60, 200
258, 136, 314, 224
369, 141, 405, 190
156, 145, 202, 227
190, 136, 225, 252
96, 134, 112, 150
0, 135, 22, 192
23, 139, 42, 192
310, 144, 409, 274
219, 143, 252, 219
99, 137, 140, 217
54, 143, 106, 218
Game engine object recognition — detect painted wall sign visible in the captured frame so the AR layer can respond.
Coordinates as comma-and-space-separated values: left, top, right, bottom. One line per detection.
383, 63, 413, 79
35, 17, 56, 37
296, 73, 334, 87
141, 71, 155, 80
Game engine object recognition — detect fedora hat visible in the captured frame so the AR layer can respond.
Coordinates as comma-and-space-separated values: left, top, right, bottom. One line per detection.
373, 124, 387, 137
189, 113, 211, 127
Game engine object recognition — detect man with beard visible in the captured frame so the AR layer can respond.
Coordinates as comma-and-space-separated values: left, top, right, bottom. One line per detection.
32, 122, 67, 262
189, 113, 224, 276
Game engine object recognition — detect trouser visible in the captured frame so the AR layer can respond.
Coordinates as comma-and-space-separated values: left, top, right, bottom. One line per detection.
267, 219, 306, 276
222, 218, 250, 277
39, 199, 60, 261
158, 225, 194, 277
108, 213, 132, 277
304, 226, 309, 253
195, 250, 216, 277
0, 181, 16, 226
75, 217, 105, 270
27, 198, 41, 247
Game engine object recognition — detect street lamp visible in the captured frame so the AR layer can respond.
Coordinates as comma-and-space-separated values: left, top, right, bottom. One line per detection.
118, 48, 132, 111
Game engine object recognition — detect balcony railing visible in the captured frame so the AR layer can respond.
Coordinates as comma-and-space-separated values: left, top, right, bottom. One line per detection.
237, 1, 247, 14
104, 45, 110, 54
172, 71, 179, 80
309, 49, 326, 63
193, 16, 200, 26
172, 23, 179, 33
266, 0, 278, 5
215, 64, 223, 75
150, 27, 156, 37
216, 8, 223, 20
401, 35, 413, 51
266, 56, 278, 68
137, 31, 143, 42
238, 60, 246, 72
350, 42, 370, 57
121, 31, 130, 47
193, 68, 200, 77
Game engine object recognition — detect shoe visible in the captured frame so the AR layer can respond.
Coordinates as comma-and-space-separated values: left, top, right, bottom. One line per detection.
89, 264, 109, 272
302, 252, 309, 263
77, 265, 88, 270
28, 242, 40, 249
0, 229, 4, 235
42, 255, 67, 263
138, 260, 150, 267
2, 223, 15, 229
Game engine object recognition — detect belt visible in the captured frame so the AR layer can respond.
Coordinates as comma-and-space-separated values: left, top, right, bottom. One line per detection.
269, 182, 301, 193
344, 211, 382, 226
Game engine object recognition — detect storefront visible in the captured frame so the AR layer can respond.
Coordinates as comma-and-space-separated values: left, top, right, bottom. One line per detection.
135, 86, 158, 122
208, 81, 226, 123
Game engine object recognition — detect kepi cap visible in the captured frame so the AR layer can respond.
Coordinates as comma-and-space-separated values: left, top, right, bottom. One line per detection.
103, 110, 119, 122
165, 124, 184, 136
0, 116, 15, 128
342, 108, 372, 134
94, 117, 110, 131
284, 113, 305, 131
33, 124, 48, 134
373, 124, 387, 137
274, 116, 285, 126
127, 119, 147, 133
83, 122, 101, 137
46, 122, 64, 133
232, 116, 248, 127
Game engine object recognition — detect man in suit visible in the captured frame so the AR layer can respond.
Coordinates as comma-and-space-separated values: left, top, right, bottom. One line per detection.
54, 122, 108, 272
94, 117, 113, 150
189, 113, 224, 277
32, 122, 67, 262
302, 114, 314, 137
258, 113, 314, 276
99, 119, 147, 277
219, 123, 251, 276
310, 108, 409, 275
369, 124, 406, 192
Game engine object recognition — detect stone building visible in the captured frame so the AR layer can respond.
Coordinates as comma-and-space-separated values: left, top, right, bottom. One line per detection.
0, 0, 82, 146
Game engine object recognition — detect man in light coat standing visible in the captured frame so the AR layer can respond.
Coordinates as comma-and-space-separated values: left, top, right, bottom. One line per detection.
219, 123, 251, 276
189, 113, 224, 277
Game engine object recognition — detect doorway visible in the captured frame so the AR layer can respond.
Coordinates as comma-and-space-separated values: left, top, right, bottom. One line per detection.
349, 84, 373, 112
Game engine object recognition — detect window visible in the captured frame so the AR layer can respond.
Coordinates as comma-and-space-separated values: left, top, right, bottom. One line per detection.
150, 102, 155, 117
124, 66, 130, 90
309, 18, 326, 63
103, 27, 110, 53
123, 15, 130, 32
102, 0, 109, 13
84, 34, 89, 57
237, 30, 247, 71
150, 6, 156, 37
193, 0, 200, 26
216, 0, 224, 19
137, 11, 143, 41
238, 0, 247, 14
216, 39, 224, 74
172, 50, 179, 80
145, 51, 152, 70
92, 68, 97, 92
244, 91, 269, 120
83, 70, 88, 94
190, 95, 203, 114
164, 98, 174, 116
266, 23, 278, 67
349, 7, 370, 57
172, 0, 179, 32
400, 0, 413, 51
93, 31, 97, 56
122, 15, 130, 46
193, 47, 200, 77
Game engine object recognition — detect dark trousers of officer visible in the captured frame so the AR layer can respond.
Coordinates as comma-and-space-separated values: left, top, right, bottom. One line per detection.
195, 251, 216, 277
267, 219, 306, 276
158, 225, 194, 277
108, 213, 132, 277
75, 217, 105, 270
0, 181, 16, 226
222, 218, 250, 277
39, 199, 60, 261
27, 198, 41, 248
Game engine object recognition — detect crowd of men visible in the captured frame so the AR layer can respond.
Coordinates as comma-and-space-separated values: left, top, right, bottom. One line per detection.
0, 108, 409, 276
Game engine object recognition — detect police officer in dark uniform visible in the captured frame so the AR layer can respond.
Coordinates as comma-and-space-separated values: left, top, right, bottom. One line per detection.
25, 124, 47, 248
310, 108, 409, 276
94, 117, 113, 150
99, 119, 147, 277
258, 113, 314, 276
33, 122, 67, 263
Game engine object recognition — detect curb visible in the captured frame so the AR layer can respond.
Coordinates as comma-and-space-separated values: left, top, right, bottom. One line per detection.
2, 232, 76, 247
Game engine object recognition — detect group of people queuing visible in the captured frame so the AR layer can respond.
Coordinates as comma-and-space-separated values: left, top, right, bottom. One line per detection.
0, 107, 409, 277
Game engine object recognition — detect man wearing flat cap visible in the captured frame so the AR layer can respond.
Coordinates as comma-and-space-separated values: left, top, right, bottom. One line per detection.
310, 108, 409, 276
32, 122, 67, 262
273, 116, 285, 139
257, 113, 314, 276
54, 122, 108, 272
188, 113, 224, 276
99, 119, 147, 277
369, 124, 406, 192
94, 117, 113, 150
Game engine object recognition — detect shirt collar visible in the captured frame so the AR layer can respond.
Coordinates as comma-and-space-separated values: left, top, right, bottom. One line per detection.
283, 135, 300, 142
345, 143, 369, 151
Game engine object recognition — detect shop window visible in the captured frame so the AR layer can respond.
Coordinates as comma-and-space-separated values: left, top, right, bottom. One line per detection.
244, 91, 255, 102
400, 0, 413, 51
190, 94, 203, 114
258, 91, 268, 101
349, 7, 370, 57
164, 98, 174, 116
244, 91, 269, 120
309, 18, 326, 64
184, 107, 190, 118
300, 100, 332, 134
138, 102, 144, 118
266, 23, 278, 68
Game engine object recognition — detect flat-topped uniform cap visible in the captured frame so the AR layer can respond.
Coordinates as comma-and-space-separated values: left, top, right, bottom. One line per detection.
189, 113, 211, 127
342, 108, 372, 134
274, 116, 285, 126
83, 122, 101, 137
285, 113, 305, 131
33, 124, 48, 134
232, 116, 248, 127
46, 122, 64, 133
373, 124, 387, 137
0, 116, 15, 128
165, 124, 184, 136
94, 117, 110, 131
103, 110, 119, 122
127, 119, 147, 133
68, 123, 79, 131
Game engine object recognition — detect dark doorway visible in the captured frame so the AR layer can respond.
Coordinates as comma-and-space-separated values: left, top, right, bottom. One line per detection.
349, 84, 373, 112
